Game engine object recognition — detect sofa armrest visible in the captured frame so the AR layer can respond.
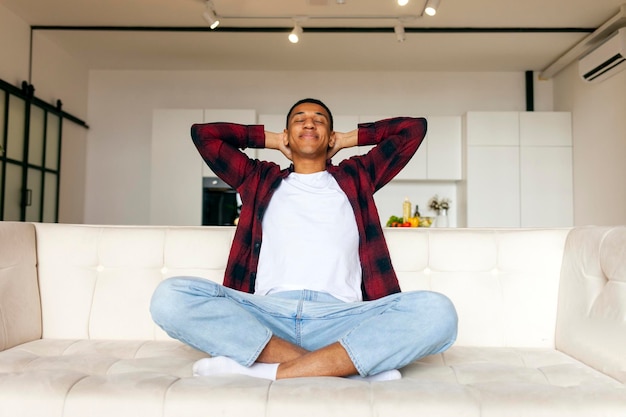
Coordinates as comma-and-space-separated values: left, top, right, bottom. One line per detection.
556, 226, 626, 383
0, 222, 42, 351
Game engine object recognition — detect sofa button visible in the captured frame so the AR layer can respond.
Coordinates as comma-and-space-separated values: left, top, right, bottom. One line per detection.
96, 265, 105, 272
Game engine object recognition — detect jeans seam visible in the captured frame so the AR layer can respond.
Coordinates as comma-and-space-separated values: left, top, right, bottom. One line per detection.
244, 328, 273, 367
295, 298, 304, 347
339, 338, 365, 376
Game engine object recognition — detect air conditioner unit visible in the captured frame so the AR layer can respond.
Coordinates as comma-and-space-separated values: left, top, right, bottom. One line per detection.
579, 27, 626, 82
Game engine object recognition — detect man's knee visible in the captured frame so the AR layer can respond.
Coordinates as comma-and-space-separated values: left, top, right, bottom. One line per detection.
399, 291, 458, 341
150, 276, 216, 326
150, 277, 178, 326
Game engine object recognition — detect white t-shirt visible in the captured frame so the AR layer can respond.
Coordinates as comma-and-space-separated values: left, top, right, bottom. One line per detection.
255, 171, 363, 302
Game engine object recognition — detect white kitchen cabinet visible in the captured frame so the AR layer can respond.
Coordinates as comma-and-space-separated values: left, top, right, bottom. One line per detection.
520, 146, 573, 227
464, 111, 573, 228
466, 146, 520, 227
426, 116, 462, 180
465, 112, 519, 146
519, 112, 572, 146
150, 109, 204, 225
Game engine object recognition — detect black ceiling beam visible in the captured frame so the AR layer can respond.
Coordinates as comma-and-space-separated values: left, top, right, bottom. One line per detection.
31, 25, 594, 34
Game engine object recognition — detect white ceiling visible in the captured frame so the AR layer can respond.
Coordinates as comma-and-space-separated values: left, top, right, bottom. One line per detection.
2, 0, 626, 74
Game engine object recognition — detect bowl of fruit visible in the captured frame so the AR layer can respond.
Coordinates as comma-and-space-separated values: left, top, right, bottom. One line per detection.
385, 215, 433, 228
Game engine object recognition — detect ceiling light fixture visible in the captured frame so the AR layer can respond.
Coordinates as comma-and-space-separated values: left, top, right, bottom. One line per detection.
394, 23, 406, 42
203, 1, 220, 29
397, 0, 409, 6
289, 24, 303, 43
423, 0, 441, 16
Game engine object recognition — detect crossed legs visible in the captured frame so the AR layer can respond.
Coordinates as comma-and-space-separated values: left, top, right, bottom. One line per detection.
151, 277, 457, 381
260, 336, 357, 379
193, 336, 402, 381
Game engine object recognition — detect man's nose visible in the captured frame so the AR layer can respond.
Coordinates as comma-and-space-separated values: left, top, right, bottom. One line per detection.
303, 117, 315, 128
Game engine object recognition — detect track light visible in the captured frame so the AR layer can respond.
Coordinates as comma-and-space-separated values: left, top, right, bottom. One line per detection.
289, 24, 303, 43
424, 0, 441, 16
394, 24, 406, 42
203, 1, 220, 29
397, 0, 409, 5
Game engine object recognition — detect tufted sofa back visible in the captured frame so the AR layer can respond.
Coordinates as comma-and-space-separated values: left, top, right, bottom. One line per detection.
23, 223, 570, 348
556, 226, 626, 383
32, 223, 236, 340
385, 228, 570, 348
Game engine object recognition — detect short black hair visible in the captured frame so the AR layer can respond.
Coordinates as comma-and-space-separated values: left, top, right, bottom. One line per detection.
286, 98, 334, 131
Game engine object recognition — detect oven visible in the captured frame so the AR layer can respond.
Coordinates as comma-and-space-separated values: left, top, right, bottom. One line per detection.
202, 177, 241, 226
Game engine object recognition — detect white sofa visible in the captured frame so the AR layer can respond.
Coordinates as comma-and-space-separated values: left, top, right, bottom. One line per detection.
0, 221, 625, 417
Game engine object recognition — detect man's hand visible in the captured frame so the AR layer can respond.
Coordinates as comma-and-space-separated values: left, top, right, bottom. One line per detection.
328, 129, 358, 160
265, 131, 293, 161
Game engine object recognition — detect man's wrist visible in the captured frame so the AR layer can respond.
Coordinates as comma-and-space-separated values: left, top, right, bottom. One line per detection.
264, 131, 282, 150
338, 129, 358, 149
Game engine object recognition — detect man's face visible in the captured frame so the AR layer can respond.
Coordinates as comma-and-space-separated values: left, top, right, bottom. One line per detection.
285, 102, 335, 159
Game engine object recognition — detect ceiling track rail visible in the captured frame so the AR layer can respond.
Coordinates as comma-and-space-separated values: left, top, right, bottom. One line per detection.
31, 25, 593, 35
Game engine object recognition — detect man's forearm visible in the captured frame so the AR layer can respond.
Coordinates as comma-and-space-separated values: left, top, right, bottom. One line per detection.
264, 131, 284, 150
335, 129, 358, 150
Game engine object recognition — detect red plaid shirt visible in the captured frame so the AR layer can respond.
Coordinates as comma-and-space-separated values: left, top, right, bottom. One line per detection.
191, 117, 427, 301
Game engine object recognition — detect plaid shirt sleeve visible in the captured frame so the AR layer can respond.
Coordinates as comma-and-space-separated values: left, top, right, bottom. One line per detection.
190, 122, 282, 293
190, 122, 266, 190
332, 117, 428, 300
356, 117, 428, 191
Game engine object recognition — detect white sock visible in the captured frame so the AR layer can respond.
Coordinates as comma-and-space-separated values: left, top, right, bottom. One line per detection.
347, 369, 402, 382
193, 356, 279, 380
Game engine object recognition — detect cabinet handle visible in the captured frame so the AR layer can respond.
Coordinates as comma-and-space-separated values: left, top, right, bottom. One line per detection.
24, 189, 32, 207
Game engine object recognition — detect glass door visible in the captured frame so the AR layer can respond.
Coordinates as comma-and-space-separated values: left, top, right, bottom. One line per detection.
43, 113, 61, 222
2, 94, 26, 221
0, 86, 63, 222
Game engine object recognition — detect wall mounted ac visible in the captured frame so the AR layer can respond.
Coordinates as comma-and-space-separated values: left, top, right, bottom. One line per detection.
579, 27, 626, 82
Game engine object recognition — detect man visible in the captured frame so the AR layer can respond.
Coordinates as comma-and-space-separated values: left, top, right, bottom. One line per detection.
150, 98, 457, 381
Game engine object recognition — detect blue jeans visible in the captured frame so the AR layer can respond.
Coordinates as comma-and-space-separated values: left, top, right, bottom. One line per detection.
150, 277, 457, 376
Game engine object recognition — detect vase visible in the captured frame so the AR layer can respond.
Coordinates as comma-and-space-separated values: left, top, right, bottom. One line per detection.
435, 209, 449, 228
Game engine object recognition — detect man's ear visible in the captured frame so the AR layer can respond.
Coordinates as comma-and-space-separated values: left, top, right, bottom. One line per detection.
329, 131, 336, 148
283, 129, 289, 145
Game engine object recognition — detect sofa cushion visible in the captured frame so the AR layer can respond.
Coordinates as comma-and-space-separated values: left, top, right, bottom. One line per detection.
1, 342, 624, 417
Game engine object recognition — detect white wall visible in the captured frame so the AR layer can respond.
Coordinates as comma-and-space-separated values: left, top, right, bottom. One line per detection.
0, 4, 30, 86
0, 3, 89, 224
553, 65, 626, 226
86, 70, 549, 225
8, 0, 623, 228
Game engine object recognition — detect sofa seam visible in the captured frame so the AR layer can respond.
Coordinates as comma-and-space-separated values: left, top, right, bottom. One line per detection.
60, 374, 90, 416
0, 304, 8, 351
160, 375, 180, 417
